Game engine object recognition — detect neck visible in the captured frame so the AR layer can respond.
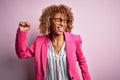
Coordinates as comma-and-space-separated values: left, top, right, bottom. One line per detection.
51, 33, 64, 45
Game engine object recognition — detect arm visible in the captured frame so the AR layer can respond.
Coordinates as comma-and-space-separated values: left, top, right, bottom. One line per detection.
76, 35, 91, 80
15, 22, 35, 59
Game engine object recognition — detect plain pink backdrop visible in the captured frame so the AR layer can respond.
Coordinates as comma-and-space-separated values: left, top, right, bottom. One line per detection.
0, 0, 120, 80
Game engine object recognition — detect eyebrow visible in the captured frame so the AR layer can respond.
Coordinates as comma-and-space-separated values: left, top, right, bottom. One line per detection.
54, 18, 67, 21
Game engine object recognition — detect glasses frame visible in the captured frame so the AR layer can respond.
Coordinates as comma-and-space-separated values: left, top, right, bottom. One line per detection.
52, 18, 68, 25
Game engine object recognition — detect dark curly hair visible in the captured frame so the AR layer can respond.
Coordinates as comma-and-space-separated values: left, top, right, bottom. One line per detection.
39, 4, 74, 34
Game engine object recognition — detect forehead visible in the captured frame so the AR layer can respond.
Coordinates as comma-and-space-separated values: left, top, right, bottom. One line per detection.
54, 13, 67, 19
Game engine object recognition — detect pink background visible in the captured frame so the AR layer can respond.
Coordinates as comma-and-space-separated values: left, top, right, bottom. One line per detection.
0, 0, 120, 80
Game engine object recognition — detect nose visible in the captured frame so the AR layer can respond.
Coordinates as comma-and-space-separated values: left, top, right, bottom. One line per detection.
60, 22, 63, 26
60, 20, 65, 26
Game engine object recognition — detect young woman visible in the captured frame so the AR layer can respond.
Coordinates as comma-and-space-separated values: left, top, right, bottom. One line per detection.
15, 4, 91, 80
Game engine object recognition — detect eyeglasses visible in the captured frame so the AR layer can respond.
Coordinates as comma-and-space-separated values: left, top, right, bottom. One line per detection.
53, 18, 68, 25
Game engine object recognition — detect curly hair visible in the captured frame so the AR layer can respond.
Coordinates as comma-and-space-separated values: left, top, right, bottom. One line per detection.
39, 4, 74, 34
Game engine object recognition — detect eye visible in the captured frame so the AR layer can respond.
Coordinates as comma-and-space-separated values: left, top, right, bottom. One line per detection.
63, 20, 67, 23
56, 18, 61, 22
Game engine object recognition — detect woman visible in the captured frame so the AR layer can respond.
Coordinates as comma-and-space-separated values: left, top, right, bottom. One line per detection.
15, 4, 91, 80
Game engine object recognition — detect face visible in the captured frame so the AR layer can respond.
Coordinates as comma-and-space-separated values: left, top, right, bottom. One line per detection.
50, 13, 68, 36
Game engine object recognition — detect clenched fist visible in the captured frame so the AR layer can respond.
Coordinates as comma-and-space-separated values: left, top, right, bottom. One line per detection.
19, 21, 30, 31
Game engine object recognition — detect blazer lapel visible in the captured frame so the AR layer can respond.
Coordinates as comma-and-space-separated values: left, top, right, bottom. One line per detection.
64, 32, 77, 78
41, 35, 50, 75
64, 32, 76, 66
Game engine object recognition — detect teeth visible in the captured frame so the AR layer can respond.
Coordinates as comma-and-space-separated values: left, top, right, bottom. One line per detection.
58, 27, 64, 32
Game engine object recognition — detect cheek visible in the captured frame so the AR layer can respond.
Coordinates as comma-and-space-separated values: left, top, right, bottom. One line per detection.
64, 25, 67, 29
50, 23, 57, 31
51, 21, 57, 27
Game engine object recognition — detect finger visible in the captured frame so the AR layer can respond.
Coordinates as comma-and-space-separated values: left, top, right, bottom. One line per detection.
19, 21, 30, 27
26, 22, 31, 27
19, 22, 26, 27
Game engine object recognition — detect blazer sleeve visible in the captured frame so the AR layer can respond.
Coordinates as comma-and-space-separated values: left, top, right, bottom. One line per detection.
75, 35, 91, 80
15, 28, 35, 59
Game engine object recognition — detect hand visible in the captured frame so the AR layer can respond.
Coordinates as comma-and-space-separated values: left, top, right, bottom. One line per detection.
19, 21, 30, 31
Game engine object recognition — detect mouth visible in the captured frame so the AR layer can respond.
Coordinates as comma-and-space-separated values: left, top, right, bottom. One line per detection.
57, 27, 64, 32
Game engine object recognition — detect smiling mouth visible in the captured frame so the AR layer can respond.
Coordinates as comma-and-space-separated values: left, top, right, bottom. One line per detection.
57, 27, 64, 32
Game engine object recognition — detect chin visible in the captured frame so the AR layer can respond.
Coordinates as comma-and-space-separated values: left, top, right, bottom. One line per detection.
55, 31, 64, 36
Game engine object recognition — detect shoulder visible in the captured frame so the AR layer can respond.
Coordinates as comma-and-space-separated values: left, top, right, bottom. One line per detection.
66, 32, 82, 42
35, 34, 50, 43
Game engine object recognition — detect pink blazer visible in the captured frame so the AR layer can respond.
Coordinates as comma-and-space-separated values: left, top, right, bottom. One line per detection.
15, 29, 91, 80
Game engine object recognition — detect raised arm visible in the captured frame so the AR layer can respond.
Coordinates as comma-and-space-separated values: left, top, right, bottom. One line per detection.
15, 21, 35, 59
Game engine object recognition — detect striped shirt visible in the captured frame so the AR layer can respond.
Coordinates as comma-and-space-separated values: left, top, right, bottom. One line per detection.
45, 41, 70, 80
